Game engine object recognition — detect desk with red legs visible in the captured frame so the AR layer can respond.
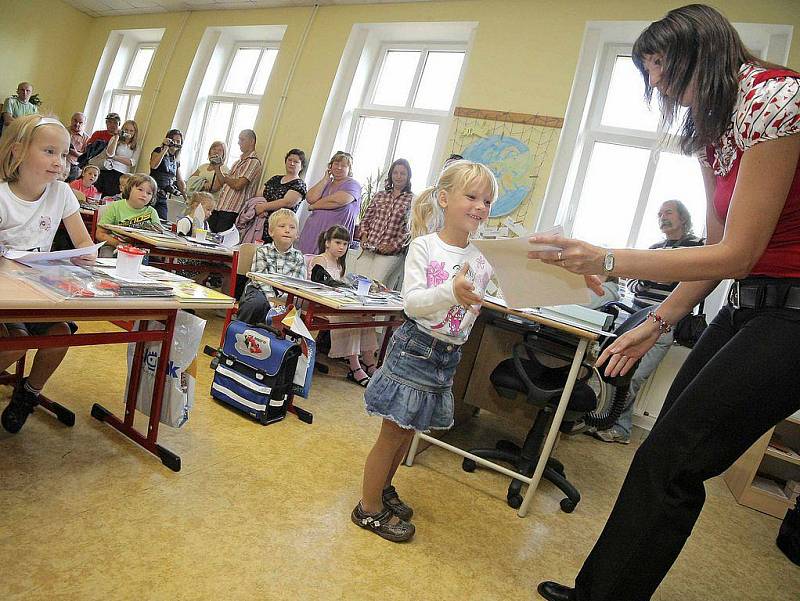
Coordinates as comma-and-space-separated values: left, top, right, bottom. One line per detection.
0, 260, 234, 471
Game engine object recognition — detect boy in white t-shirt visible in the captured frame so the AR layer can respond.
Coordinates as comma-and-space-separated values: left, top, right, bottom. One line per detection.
0, 115, 97, 434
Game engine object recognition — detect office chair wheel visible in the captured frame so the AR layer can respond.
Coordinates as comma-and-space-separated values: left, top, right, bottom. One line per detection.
507, 493, 523, 509
495, 439, 519, 454
462, 458, 477, 473
560, 498, 577, 513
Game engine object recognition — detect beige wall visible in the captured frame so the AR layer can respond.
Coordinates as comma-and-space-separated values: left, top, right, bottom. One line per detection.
2, 0, 797, 217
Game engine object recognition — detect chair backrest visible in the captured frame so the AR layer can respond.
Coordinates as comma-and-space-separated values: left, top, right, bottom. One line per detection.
236, 243, 258, 276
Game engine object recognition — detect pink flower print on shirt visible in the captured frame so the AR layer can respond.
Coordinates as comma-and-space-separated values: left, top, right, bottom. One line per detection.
426, 260, 449, 287
430, 304, 468, 337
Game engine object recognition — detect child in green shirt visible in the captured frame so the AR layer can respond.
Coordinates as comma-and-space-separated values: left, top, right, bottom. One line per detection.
97, 173, 161, 248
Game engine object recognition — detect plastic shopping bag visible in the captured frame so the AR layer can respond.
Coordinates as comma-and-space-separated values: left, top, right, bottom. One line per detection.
266, 305, 316, 398
125, 310, 207, 428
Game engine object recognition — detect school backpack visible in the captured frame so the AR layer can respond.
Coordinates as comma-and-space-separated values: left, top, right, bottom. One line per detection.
77, 139, 108, 169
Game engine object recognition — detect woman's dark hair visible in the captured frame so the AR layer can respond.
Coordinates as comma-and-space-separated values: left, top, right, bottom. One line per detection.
316, 225, 351, 277
384, 158, 412, 194
166, 128, 183, 155
285, 148, 307, 176
632, 4, 767, 155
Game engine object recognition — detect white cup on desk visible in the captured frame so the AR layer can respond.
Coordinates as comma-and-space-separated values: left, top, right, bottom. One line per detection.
116, 245, 147, 279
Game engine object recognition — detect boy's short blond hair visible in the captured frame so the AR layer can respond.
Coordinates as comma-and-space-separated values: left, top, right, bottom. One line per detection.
187, 191, 216, 214
268, 208, 299, 232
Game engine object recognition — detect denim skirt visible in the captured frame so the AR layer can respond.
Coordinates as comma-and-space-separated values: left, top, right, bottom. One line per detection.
364, 320, 462, 432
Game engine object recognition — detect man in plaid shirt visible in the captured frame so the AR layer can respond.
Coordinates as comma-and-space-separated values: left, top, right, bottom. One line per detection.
236, 209, 306, 325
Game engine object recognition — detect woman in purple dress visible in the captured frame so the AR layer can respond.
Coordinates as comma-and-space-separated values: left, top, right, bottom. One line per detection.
297, 151, 361, 254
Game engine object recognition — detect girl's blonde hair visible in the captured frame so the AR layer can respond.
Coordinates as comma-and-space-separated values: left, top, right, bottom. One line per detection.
186, 191, 216, 215
409, 159, 498, 238
122, 173, 158, 200
81, 164, 100, 177
121, 120, 139, 151
0, 114, 70, 183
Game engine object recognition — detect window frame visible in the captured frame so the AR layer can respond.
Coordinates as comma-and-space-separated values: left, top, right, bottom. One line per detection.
108, 43, 158, 123
219, 42, 280, 98
536, 21, 793, 245
347, 42, 467, 185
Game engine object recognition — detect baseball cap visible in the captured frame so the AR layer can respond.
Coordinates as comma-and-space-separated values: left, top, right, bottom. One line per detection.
105, 112, 121, 122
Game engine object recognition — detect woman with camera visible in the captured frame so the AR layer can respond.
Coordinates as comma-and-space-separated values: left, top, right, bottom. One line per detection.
149, 128, 186, 221
96, 119, 139, 197
186, 141, 228, 198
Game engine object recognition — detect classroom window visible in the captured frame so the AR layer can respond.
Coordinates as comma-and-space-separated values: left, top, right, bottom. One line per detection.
108, 44, 157, 122
348, 45, 466, 187
560, 49, 706, 249
194, 43, 278, 168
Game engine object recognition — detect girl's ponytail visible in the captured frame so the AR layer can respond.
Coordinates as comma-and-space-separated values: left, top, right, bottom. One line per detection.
410, 186, 443, 239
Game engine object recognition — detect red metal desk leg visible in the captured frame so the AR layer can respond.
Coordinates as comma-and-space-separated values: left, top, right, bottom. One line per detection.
90, 312, 182, 471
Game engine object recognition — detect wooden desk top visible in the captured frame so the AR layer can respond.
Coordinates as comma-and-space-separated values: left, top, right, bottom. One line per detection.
100, 224, 234, 257
248, 273, 405, 313
0, 259, 234, 311
481, 299, 602, 341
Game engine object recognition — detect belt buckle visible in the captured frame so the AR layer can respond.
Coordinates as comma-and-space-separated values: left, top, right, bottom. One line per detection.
729, 282, 740, 309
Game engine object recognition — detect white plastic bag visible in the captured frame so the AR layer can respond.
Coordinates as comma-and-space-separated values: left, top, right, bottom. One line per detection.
125, 310, 206, 428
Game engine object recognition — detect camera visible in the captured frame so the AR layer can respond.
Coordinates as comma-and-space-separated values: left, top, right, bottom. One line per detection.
209, 154, 222, 165
164, 139, 174, 147
119, 131, 130, 142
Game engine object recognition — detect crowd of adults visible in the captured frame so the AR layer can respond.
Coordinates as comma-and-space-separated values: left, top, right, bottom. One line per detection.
1, 79, 417, 280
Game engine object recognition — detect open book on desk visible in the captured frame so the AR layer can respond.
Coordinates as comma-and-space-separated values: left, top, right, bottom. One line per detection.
19, 265, 175, 300
484, 294, 615, 337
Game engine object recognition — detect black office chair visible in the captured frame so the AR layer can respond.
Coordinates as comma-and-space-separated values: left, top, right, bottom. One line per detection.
462, 307, 651, 513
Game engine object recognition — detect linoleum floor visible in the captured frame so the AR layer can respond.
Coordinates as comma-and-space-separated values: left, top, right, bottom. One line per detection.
0, 315, 797, 600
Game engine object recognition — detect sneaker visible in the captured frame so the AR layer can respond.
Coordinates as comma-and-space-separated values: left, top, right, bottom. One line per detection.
351, 502, 415, 542
382, 485, 414, 520
591, 427, 630, 445
1, 379, 39, 434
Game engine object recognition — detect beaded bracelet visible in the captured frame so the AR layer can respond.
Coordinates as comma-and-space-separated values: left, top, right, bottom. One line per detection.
648, 311, 673, 334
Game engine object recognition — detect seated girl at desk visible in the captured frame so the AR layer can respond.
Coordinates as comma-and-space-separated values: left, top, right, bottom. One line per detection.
176, 191, 215, 238
95, 173, 160, 248
309, 225, 378, 387
0, 114, 97, 434
352, 160, 497, 542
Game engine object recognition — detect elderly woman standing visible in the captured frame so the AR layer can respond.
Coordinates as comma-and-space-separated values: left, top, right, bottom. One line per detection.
297, 151, 361, 255
355, 158, 413, 290
186, 141, 227, 197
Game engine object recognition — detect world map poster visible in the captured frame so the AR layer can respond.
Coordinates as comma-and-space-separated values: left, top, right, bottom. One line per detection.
446, 108, 563, 234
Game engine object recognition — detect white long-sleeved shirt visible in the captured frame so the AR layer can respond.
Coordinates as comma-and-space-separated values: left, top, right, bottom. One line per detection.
402, 233, 493, 344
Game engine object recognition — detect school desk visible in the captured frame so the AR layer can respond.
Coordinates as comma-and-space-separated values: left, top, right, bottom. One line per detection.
405, 300, 606, 517
0, 259, 234, 472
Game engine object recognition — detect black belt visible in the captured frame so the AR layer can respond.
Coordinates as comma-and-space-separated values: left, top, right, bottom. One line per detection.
728, 280, 800, 310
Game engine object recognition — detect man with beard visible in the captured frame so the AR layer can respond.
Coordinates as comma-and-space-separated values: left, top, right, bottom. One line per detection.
589, 199, 703, 444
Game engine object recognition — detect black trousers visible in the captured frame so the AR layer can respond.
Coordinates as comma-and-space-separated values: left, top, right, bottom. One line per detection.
235, 287, 270, 326
575, 303, 800, 601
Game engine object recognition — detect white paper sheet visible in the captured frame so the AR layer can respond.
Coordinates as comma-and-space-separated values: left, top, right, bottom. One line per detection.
5, 242, 106, 266
473, 234, 590, 309
219, 225, 240, 248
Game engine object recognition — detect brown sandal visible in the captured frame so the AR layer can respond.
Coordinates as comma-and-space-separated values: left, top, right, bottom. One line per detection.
351, 502, 415, 542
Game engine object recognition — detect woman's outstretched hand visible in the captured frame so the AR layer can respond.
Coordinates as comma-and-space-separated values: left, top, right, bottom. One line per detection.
596, 320, 660, 377
527, 234, 606, 275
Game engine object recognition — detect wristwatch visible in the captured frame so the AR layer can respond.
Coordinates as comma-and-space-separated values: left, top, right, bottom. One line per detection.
603, 250, 615, 273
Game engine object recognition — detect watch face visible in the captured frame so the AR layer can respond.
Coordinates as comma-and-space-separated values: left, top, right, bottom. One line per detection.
604, 252, 614, 272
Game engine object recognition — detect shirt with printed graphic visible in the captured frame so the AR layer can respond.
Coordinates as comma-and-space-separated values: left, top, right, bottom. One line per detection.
98, 198, 160, 228
402, 233, 493, 344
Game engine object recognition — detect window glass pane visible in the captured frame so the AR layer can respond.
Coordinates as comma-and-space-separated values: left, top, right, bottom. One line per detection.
199, 101, 233, 169
572, 142, 651, 248
413, 51, 465, 111
393, 121, 439, 188
226, 103, 259, 166
351, 116, 394, 186
223, 48, 261, 94
109, 93, 129, 121
250, 48, 278, 95
125, 47, 155, 88
635, 152, 706, 248
601, 55, 660, 132
372, 50, 420, 107
127, 94, 141, 122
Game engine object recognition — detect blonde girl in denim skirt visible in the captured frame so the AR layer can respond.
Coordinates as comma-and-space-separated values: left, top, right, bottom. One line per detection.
352, 161, 498, 542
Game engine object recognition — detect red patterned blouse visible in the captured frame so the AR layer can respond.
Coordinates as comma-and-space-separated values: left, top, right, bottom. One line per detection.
359, 189, 414, 256
700, 63, 800, 277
